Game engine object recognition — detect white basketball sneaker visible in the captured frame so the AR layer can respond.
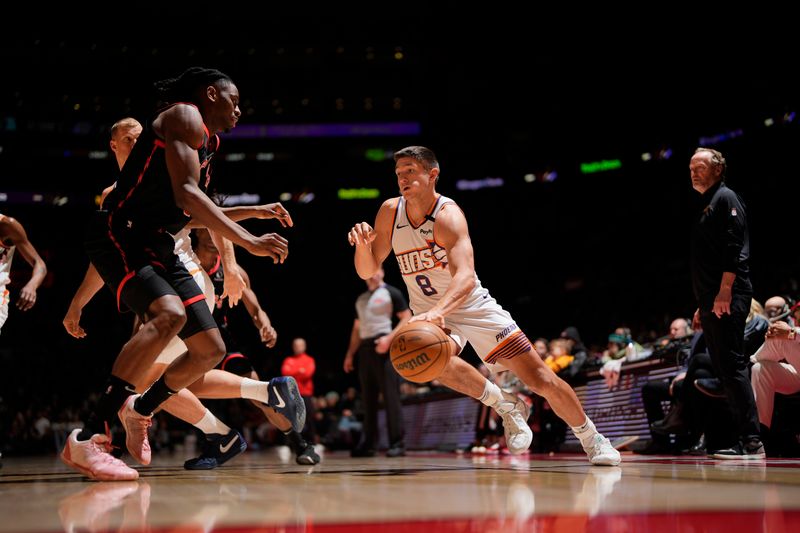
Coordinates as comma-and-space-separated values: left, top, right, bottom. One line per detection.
583, 433, 622, 466
493, 390, 532, 454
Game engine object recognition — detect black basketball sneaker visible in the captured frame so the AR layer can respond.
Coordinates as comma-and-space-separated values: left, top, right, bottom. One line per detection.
184, 430, 247, 470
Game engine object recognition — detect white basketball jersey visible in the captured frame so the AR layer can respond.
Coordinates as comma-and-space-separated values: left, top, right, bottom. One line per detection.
391, 195, 487, 313
0, 218, 15, 292
172, 228, 192, 260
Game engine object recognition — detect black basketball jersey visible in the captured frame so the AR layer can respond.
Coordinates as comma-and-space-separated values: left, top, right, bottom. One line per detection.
105, 103, 219, 235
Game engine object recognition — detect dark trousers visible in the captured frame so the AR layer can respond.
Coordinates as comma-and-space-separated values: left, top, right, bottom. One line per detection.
357, 337, 405, 450
699, 294, 760, 442
642, 379, 671, 445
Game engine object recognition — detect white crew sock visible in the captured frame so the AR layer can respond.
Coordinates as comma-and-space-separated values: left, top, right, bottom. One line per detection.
571, 416, 599, 447
193, 408, 232, 436
477, 380, 504, 406
240, 377, 269, 403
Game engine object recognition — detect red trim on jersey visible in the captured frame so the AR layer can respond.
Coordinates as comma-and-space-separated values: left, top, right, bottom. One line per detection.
107, 142, 160, 271
182, 294, 206, 307
207, 255, 222, 275
200, 123, 210, 148
116, 271, 135, 312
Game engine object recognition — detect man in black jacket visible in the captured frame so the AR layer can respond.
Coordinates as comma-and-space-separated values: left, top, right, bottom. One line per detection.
689, 147, 763, 459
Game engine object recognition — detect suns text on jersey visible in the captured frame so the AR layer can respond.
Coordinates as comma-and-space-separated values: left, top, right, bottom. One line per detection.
396, 246, 442, 275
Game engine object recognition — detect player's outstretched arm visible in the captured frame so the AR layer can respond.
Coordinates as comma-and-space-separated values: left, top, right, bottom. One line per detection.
162, 105, 288, 263
238, 267, 277, 348
208, 230, 245, 307
185, 202, 293, 229
63, 263, 105, 338
348, 198, 397, 279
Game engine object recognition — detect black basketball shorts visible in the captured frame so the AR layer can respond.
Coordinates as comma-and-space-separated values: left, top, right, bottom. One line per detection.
83, 211, 216, 339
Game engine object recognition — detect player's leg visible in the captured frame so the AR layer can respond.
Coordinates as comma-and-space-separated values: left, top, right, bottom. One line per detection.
188, 368, 305, 433
243, 365, 319, 466
434, 351, 533, 454
501, 351, 620, 465
133, 359, 245, 469
116, 254, 224, 465
63, 224, 187, 478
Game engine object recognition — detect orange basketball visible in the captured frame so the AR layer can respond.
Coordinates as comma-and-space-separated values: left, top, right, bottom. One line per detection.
390, 321, 453, 383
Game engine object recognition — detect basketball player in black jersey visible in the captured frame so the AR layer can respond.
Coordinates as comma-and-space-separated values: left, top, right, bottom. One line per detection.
61, 68, 304, 481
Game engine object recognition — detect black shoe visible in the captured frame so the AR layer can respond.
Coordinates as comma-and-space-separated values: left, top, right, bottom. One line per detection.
686, 434, 706, 456
296, 443, 321, 465
650, 404, 688, 436
184, 430, 247, 470
386, 445, 406, 457
711, 438, 765, 460
286, 432, 320, 465
635, 440, 673, 455
350, 447, 376, 458
266, 377, 306, 433
694, 378, 725, 399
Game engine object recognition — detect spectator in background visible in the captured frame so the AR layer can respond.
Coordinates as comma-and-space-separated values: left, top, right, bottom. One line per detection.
544, 339, 575, 375
282, 338, 317, 444
559, 327, 589, 379
764, 296, 790, 323
639, 320, 703, 454
670, 318, 691, 339
533, 338, 549, 359
749, 318, 800, 454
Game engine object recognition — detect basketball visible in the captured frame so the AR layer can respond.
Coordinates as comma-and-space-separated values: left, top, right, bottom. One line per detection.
390, 321, 453, 383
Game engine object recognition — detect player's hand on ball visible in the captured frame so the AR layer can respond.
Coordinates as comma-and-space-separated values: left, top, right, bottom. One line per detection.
348, 222, 375, 246
409, 310, 445, 329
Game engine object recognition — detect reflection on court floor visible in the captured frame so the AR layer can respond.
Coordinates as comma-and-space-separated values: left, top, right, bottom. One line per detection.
1, 450, 800, 532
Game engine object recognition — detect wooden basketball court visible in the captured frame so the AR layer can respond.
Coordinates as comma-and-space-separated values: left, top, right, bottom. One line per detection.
2, 449, 800, 532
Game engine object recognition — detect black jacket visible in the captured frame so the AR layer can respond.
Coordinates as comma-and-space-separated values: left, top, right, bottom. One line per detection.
690, 182, 752, 307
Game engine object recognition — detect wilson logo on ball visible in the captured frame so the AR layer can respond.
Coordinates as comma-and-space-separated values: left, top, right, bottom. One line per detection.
389, 321, 453, 383
395, 351, 431, 372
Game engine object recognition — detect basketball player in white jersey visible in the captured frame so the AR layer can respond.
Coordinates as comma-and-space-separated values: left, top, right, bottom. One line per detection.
0, 213, 47, 335
63, 118, 307, 472
348, 146, 620, 465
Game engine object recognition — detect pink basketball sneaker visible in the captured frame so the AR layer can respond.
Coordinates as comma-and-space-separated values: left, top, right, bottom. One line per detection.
60, 429, 139, 481
117, 395, 153, 465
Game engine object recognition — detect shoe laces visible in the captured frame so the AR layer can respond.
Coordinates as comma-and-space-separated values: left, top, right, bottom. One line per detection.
101, 421, 120, 455
132, 416, 152, 434
86, 437, 126, 467
591, 435, 613, 455
501, 410, 526, 438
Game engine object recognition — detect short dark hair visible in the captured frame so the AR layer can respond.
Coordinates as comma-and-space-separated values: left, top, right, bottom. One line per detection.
393, 146, 440, 172
154, 67, 233, 104
694, 147, 727, 178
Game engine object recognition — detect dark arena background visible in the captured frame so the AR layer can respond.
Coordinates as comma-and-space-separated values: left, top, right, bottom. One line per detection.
1, 14, 800, 532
